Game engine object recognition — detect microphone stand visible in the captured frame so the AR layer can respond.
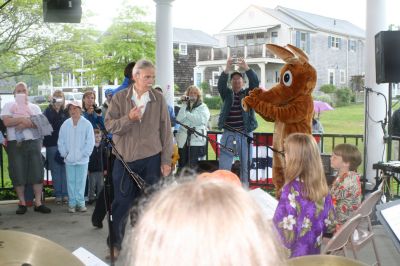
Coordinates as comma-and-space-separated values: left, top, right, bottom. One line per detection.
97, 122, 147, 265
175, 120, 234, 168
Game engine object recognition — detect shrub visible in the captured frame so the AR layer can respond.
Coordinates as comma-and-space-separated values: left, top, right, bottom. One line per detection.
204, 96, 222, 109
335, 87, 354, 106
200, 81, 210, 93
320, 84, 336, 94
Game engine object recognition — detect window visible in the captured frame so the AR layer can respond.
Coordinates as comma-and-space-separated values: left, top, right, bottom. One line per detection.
271, 31, 278, 44
328, 36, 341, 49
195, 72, 202, 87
212, 71, 220, 86
236, 34, 245, 46
296, 31, 310, 54
256, 32, 266, 44
328, 69, 335, 85
340, 70, 346, 84
349, 40, 357, 52
246, 33, 255, 45
179, 43, 187, 55
275, 71, 280, 83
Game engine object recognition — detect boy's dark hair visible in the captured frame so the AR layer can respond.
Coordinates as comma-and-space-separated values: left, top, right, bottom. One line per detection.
333, 143, 362, 171
94, 128, 102, 135
124, 61, 136, 79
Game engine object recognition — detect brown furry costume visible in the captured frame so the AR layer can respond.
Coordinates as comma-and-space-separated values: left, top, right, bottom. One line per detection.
242, 44, 316, 197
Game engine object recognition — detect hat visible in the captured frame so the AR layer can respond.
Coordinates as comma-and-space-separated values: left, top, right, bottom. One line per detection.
230, 71, 243, 80
105, 88, 114, 96
66, 100, 82, 109
197, 170, 242, 187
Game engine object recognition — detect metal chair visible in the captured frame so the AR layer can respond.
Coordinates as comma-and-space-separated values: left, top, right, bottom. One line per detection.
350, 189, 383, 266
322, 214, 363, 256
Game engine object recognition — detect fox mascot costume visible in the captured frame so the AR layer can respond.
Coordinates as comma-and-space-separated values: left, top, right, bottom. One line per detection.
242, 44, 316, 197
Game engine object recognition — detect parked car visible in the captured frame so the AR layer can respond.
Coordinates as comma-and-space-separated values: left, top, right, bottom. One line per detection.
64, 92, 83, 105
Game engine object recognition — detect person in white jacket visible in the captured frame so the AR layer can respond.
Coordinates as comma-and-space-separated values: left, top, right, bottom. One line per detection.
176, 85, 210, 172
58, 101, 95, 213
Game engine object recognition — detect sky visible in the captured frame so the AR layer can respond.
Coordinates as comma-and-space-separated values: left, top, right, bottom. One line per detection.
83, 0, 400, 35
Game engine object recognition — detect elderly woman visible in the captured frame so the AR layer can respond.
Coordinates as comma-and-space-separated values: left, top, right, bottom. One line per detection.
43, 90, 69, 204
175, 85, 210, 171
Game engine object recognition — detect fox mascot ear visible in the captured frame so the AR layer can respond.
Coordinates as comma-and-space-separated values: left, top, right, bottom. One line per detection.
266, 43, 309, 64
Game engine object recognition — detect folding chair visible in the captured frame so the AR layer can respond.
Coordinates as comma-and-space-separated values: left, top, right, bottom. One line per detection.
350, 189, 383, 266
322, 214, 362, 256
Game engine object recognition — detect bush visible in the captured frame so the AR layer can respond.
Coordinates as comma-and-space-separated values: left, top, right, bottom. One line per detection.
313, 93, 334, 107
335, 87, 354, 106
320, 84, 336, 94
200, 82, 210, 93
204, 96, 222, 109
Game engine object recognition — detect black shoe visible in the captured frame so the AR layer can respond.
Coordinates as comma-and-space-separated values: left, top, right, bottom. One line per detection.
34, 205, 51, 214
16, 205, 27, 215
92, 220, 103, 229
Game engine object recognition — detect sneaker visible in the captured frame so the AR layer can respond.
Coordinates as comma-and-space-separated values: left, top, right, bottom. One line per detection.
34, 205, 51, 214
16, 205, 27, 215
77, 206, 87, 212
68, 207, 76, 213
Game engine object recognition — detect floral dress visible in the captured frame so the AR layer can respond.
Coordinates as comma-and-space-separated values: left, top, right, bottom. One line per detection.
330, 171, 361, 228
273, 178, 335, 258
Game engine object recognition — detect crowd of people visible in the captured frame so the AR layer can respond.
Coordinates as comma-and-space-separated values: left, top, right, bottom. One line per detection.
0, 57, 367, 264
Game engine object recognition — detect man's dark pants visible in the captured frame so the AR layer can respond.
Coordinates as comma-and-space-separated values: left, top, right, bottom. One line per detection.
111, 153, 161, 250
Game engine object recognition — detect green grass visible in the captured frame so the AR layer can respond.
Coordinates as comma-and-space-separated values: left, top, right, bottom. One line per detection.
210, 103, 365, 134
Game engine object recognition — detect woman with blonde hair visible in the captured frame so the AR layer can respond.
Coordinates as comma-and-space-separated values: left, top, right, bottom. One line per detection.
273, 133, 335, 258
124, 179, 284, 266
43, 90, 69, 204
175, 85, 210, 172
82, 90, 104, 129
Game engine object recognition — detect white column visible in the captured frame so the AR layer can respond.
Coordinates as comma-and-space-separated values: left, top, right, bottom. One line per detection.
154, 0, 175, 107
364, 0, 387, 186
257, 63, 266, 88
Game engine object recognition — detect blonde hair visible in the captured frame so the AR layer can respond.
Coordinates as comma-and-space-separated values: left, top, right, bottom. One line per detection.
185, 85, 203, 102
13, 82, 28, 94
124, 180, 283, 266
284, 133, 328, 202
333, 143, 362, 171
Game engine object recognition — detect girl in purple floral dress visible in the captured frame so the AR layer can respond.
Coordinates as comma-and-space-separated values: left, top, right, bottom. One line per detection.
273, 133, 335, 258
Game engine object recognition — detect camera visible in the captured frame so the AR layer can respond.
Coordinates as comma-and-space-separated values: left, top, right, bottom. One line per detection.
181, 96, 190, 101
93, 104, 102, 114
231, 57, 239, 64
51, 98, 63, 104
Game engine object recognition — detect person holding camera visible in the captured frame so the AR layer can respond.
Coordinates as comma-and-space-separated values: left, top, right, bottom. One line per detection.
217, 57, 259, 187
43, 90, 69, 205
82, 90, 104, 130
176, 85, 210, 172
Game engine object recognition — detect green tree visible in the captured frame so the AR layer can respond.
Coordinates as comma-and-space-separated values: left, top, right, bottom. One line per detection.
0, 0, 65, 80
94, 5, 155, 84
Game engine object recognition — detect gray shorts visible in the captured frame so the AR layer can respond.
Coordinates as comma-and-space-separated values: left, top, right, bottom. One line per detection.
6, 139, 44, 186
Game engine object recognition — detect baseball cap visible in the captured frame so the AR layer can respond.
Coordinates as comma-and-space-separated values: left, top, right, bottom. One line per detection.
230, 71, 243, 80
66, 100, 82, 109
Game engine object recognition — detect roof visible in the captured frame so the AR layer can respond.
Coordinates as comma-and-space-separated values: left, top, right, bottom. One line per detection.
275, 6, 365, 38
173, 28, 219, 47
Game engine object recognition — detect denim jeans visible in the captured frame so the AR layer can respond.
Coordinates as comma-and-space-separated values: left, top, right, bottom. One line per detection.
46, 146, 68, 199
111, 153, 161, 250
65, 163, 88, 208
219, 129, 253, 187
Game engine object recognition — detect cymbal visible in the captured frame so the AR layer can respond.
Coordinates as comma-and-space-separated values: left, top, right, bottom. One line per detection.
0, 230, 84, 266
287, 254, 368, 266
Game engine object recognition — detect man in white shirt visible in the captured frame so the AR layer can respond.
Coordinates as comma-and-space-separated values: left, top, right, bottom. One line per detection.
1, 82, 51, 214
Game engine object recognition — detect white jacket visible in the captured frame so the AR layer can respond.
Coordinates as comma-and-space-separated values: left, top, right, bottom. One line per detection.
175, 102, 210, 148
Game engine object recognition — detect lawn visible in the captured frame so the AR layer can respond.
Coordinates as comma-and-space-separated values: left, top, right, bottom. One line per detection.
210, 103, 365, 135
